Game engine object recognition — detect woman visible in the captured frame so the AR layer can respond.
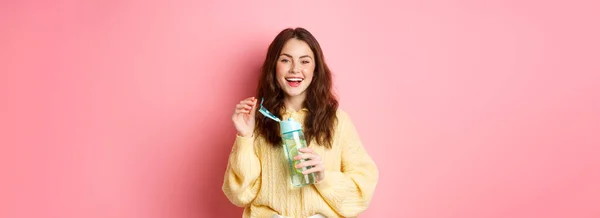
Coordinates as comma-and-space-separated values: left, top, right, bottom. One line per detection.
222, 27, 379, 218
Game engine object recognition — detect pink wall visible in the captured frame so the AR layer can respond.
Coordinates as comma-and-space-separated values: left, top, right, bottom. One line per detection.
2, 1, 599, 218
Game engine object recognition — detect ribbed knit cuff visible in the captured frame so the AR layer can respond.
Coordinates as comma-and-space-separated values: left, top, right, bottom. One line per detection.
313, 170, 336, 192
232, 134, 255, 154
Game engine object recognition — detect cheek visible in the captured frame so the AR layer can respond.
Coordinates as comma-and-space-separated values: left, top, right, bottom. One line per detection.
307, 74, 315, 83
275, 64, 287, 77
306, 70, 315, 80
307, 66, 316, 78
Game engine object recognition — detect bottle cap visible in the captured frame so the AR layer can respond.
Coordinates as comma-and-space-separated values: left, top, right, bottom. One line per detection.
258, 98, 281, 122
280, 117, 302, 134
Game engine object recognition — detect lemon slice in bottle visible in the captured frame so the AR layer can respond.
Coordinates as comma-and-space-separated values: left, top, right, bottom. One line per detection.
293, 160, 304, 174
288, 145, 304, 174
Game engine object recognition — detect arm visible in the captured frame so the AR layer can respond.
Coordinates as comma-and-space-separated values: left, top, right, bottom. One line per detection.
221, 134, 262, 207
314, 112, 379, 217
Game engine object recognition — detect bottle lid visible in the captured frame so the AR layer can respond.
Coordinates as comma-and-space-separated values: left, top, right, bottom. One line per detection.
258, 98, 281, 122
280, 117, 302, 134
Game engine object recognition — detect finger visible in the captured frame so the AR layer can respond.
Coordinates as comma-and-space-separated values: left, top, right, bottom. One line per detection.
240, 97, 256, 106
302, 165, 324, 175
296, 159, 322, 168
235, 109, 250, 114
240, 100, 253, 106
235, 104, 247, 113
236, 104, 252, 110
298, 147, 316, 154
249, 99, 258, 117
294, 153, 321, 161
296, 148, 319, 159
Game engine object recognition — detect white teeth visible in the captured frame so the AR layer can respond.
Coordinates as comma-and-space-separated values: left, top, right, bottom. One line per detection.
286, 78, 303, 82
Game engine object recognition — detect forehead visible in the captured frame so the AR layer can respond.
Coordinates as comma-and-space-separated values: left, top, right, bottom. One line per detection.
280, 38, 314, 57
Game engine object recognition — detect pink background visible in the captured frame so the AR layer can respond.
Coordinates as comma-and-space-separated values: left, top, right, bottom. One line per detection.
2, 0, 599, 218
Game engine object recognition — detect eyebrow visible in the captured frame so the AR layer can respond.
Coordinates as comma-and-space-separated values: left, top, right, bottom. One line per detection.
280, 53, 313, 60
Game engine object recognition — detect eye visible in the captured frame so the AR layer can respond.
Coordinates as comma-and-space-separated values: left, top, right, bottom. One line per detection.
301, 60, 311, 64
280, 59, 290, 63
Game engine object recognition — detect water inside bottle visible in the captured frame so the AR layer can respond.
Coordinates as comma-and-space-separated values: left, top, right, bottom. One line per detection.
283, 132, 316, 187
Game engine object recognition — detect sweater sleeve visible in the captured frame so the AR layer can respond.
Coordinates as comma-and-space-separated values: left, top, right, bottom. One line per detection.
222, 134, 262, 207
314, 112, 379, 217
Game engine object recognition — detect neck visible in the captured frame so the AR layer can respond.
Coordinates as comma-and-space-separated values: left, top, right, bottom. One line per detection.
283, 93, 306, 112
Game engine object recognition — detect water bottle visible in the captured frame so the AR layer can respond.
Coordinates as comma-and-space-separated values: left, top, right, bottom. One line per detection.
280, 118, 317, 187
257, 98, 316, 187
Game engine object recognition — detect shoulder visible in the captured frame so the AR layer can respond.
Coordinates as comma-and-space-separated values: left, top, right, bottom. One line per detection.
335, 108, 348, 119
334, 108, 354, 126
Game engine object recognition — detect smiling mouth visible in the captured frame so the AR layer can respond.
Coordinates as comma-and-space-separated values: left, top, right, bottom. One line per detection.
286, 78, 303, 87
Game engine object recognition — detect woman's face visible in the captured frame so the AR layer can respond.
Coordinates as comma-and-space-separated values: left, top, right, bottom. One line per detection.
275, 38, 315, 99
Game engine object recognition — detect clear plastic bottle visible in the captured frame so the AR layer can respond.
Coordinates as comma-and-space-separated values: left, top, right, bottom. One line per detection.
280, 118, 317, 187
258, 98, 316, 187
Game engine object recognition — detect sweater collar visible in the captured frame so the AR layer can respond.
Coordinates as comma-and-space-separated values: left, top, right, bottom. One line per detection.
282, 107, 309, 116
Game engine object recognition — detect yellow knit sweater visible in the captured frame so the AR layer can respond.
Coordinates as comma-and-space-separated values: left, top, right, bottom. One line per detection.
222, 108, 379, 218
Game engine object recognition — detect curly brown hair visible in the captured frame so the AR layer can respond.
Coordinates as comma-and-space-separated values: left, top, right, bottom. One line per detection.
254, 27, 339, 149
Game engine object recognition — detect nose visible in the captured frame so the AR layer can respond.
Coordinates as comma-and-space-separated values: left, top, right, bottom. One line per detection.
290, 64, 301, 74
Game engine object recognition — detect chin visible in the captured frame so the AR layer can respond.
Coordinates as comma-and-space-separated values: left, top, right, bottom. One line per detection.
284, 89, 308, 97
284, 92, 302, 97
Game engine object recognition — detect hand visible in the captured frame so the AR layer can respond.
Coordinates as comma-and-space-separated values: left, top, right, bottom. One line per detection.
232, 97, 258, 137
294, 147, 325, 183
